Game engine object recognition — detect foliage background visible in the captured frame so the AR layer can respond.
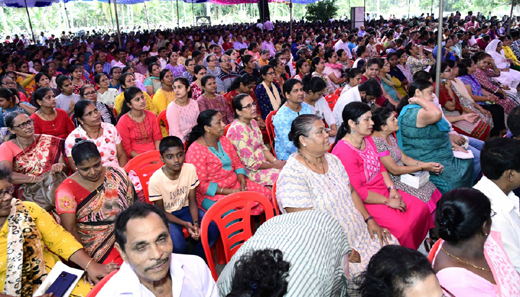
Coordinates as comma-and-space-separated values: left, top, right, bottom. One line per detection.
0, 0, 518, 35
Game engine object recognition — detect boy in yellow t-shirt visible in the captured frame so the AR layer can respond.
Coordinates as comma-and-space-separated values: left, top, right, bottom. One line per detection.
149, 136, 219, 259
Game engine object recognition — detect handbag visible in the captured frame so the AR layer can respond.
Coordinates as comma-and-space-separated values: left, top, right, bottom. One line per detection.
19, 171, 67, 211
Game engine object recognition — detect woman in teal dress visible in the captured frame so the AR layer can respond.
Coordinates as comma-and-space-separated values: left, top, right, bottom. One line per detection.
396, 79, 473, 194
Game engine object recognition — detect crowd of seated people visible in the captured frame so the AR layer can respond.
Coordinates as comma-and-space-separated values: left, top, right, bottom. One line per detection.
1, 11, 520, 296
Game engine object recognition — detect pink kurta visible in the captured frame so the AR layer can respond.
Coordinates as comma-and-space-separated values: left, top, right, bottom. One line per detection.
433, 231, 520, 297
185, 136, 272, 215
332, 136, 432, 249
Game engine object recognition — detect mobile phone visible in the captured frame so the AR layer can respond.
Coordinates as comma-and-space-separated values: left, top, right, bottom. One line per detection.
46, 271, 78, 297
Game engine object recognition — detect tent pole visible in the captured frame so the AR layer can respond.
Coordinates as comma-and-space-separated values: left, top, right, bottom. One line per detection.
144, 2, 150, 30
114, 0, 122, 48
408, 0, 410, 19
192, 1, 195, 26
507, 0, 514, 35
108, 0, 115, 31
289, 0, 292, 36
434, 0, 444, 99
23, 0, 36, 44
176, 0, 180, 28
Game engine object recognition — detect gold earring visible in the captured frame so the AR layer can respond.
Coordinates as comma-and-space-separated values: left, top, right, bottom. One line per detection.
484, 231, 489, 236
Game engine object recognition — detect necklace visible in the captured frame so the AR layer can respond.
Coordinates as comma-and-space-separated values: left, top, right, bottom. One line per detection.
202, 135, 217, 149
348, 135, 365, 150
298, 151, 324, 173
79, 173, 99, 193
39, 109, 57, 129
128, 111, 145, 122
85, 126, 102, 139
441, 247, 491, 272
15, 135, 35, 150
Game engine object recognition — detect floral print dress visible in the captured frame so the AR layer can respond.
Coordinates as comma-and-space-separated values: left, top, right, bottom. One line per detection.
226, 119, 280, 187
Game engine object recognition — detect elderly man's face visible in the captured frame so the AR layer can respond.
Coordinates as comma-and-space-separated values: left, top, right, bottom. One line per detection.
116, 213, 173, 285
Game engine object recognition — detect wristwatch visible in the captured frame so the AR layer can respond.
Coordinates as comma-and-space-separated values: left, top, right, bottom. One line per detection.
388, 186, 397, 191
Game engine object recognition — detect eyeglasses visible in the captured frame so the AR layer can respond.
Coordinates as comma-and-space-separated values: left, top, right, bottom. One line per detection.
83, 91, 96, 96
265, 72, 275, 76
242, 103, 254, 109
0, 186, 14, 199
209, 59, 217, 62
12, 119, 34, 129
1, 81, 15, 86
491, 209, 497, 218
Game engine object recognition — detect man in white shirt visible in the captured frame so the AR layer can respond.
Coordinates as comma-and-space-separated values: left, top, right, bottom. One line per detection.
334, 33, 352, 59
39, 32, 48, 45
98, 203, 219, 297
333, 79, 381, 126
158, 46, 169, 69
473, 138, 520, 274
110, 49, 127, 68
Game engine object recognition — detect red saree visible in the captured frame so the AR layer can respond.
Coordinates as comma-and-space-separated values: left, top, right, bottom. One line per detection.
13, 134, 63, 176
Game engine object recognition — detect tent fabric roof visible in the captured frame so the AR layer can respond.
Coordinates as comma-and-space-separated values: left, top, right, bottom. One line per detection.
1, 0, 314, 7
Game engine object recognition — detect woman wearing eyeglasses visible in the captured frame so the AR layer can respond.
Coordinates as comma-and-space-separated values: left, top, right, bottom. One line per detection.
77, 85, 116, 126
205, 54, 221, 77
0, 111, 67, 188
227, 94, 284, 187
1, 75, 30, 104
255, 65, 283, 120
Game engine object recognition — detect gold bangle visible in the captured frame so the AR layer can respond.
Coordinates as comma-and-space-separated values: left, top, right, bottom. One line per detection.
85, 258, 94, 271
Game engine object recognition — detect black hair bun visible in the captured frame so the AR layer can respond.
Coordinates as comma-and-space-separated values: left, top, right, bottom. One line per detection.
437, 204, 461, 242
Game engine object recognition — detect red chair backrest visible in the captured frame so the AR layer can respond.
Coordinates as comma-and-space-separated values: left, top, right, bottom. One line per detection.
224, 124, 231, 137
334, 87, 343, 96
85, 270, 118, 297
325, 94, 339, 111
272, 180, 280, 215
265, 110, 278, 157
123, 150, 163, 203
427, 239, 442, 263
157, 110, 169, 135
200, 192, 275, 280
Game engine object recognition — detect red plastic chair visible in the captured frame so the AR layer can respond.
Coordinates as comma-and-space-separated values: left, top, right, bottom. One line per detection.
201, 192, 275, 280
157, 110, 169, 135
123, 150, 163, 204
427, 239, 442, 263
265, 110, 278, 157
85, 270, 118, 297
224, 124, 231, 136
325, 94, 339, 111
334, 87, 343, 96
271, 180, 280, 215
124, 150, 189, 238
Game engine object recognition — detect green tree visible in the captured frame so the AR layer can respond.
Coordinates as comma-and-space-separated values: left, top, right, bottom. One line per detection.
305, 0, 338, 22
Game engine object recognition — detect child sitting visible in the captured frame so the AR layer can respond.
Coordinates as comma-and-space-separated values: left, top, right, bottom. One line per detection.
149, 136, 219, 259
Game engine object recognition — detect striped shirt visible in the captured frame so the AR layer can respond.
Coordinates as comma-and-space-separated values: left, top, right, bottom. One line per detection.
216, 210, 351, 297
